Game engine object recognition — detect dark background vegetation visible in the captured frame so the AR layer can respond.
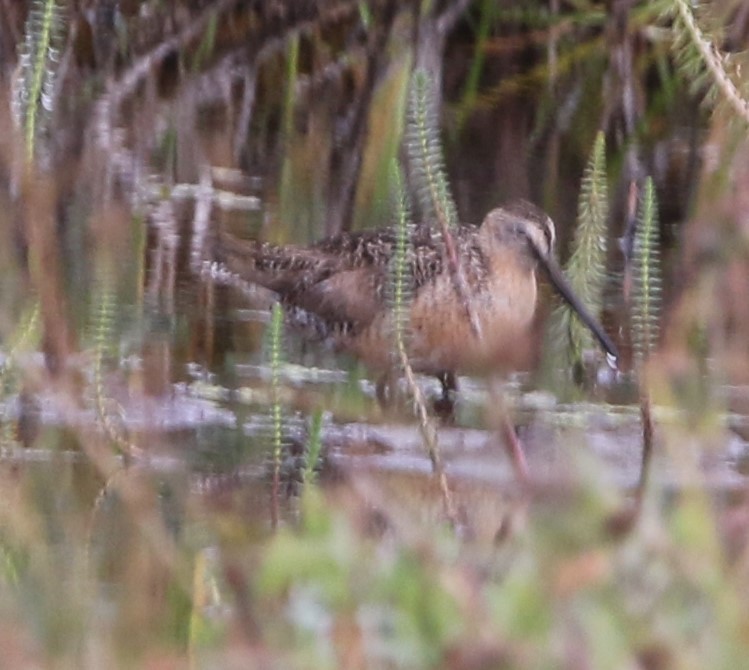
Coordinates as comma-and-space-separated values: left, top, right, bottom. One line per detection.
0, 0, 749, 666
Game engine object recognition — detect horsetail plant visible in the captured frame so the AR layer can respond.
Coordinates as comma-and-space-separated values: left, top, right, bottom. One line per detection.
405, 68, 482, 339
388, 158, 457, 526
0, 302, 40, 380
267, 303, 285, 530
631, 177, 662, 507
662, 0, 749, 124
302, 409, 323, 488
387, 160, 415, 367
405, 69, 458, 228
12, 0, 64, 162
551, 131, 609, 372
91, 275, 130, 454
632, 177, 662, 366
0, 302, 40, 447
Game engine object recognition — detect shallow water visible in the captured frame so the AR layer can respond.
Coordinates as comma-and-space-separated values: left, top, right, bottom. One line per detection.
1, 5, 749, 660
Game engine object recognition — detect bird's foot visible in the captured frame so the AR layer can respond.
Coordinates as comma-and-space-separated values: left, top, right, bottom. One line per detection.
432, 371, 458, 424
432, 395, 456, 424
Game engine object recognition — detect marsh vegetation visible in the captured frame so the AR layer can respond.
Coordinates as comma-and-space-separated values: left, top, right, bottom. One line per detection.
1, 0, 749, 666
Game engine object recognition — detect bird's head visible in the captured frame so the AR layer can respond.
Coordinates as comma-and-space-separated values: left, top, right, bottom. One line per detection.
481, 200, 618, 362
481, 200, 556, 264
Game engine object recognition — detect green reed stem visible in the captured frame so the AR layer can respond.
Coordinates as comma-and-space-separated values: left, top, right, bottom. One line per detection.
388, 158, 457, 526
302, 410, 323, 487
389, 160, 412, 359
269, 303, 284, 529
92, 276, 132, 454
633, 177, 662, 365
19, 0, 61, 161
548, 130, 608, 373
406, 69, 457, 228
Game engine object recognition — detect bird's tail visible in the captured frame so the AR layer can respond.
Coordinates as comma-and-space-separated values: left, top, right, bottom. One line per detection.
213, 230, 326, 296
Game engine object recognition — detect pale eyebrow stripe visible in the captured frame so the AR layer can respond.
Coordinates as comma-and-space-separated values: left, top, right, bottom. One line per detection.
541, 218, 554, 252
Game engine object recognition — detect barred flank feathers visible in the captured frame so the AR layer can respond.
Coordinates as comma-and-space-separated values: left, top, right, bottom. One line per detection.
405, 69, 458, 228
632, 178, 662, 364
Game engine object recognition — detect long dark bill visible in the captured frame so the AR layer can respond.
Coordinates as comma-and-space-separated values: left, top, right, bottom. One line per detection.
536, 252, 619, 362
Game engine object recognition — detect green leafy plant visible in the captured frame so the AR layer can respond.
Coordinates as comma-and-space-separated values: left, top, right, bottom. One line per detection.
387, 160, 414, 367
632, 177, 662, 365
258, 498, 462, 668
405, 68, 482, 339
267, 303, 285, 529
0, 302, 40, 447
302, 409, 323, 488
91, 277, 130, 453
405, 69, 458, 228
549, 131, 609, 373
663, 0, 749, 122
13, 0, 64, 161
388, 158, 456, 524
631, 177, 662, 501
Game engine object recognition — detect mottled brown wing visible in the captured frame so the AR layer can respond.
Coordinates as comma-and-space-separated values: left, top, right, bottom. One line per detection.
215, 225, 477, 332
313, 224, 447, 289
287, 267, 384, 329
216, 230, 341, 294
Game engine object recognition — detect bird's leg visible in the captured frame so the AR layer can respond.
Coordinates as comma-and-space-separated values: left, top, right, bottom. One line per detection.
433, 371, 457, 423
488, 381, 529, 484
498, 415, 529, 484
375, 369, 396, 408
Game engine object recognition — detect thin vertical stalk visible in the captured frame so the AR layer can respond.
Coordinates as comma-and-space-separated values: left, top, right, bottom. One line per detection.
268, 303, 284, 530
389, 159, 457, 526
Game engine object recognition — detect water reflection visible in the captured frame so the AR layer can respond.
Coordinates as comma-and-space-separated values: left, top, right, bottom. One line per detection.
1, 2, 748, 661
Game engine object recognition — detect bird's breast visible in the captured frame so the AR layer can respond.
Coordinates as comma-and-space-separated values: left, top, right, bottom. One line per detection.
348, 263, 539, 375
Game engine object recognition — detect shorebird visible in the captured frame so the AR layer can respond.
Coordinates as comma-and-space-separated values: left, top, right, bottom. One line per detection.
214, 200, 618, 405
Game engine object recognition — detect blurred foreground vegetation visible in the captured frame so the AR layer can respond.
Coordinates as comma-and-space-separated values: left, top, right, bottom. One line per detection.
0, 0, 749, 667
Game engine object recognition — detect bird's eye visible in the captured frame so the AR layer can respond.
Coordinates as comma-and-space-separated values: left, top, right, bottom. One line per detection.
510, 223, 526, 239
